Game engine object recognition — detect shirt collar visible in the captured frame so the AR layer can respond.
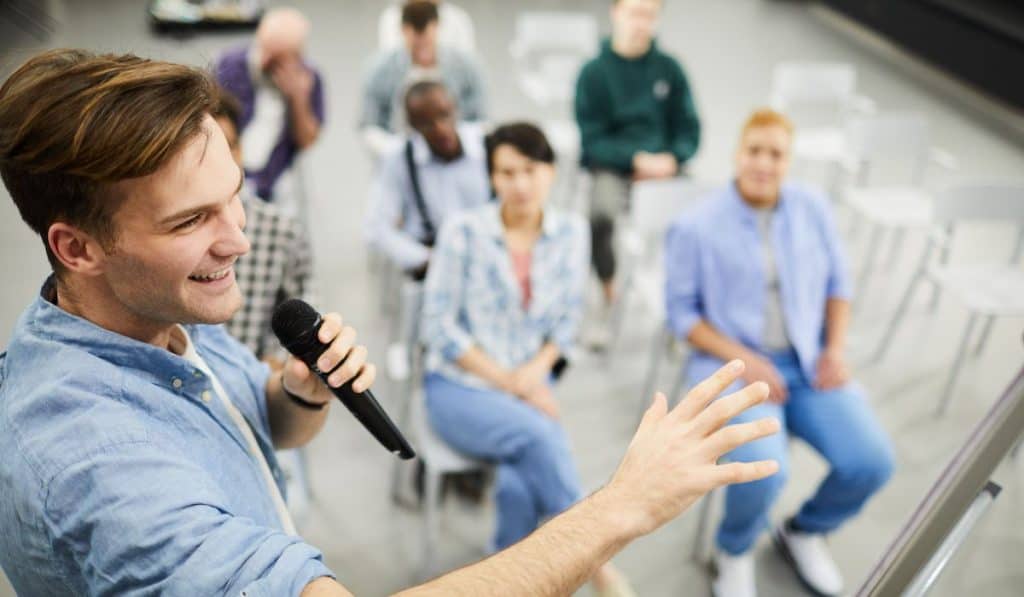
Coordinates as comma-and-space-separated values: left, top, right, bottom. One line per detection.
25, 276, 207, 389
481, 202, 559, 241
409, 122, 484, 166
726, 180, 787, 224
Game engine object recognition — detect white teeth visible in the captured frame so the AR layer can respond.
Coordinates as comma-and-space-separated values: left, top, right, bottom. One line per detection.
190, 267, 230, 282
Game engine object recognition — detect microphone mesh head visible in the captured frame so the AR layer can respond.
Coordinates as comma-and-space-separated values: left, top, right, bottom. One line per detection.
271, 298, 321, 348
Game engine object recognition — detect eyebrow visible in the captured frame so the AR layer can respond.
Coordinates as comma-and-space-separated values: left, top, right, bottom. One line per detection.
158, 166, 245, 227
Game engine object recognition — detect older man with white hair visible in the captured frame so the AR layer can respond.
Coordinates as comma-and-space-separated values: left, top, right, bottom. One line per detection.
216, 7, 325, 202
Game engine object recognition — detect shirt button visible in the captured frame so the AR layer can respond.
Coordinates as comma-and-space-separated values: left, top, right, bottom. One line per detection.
193, 370, 203, 378
171, 378, 183, 389
201, 390, 213, 403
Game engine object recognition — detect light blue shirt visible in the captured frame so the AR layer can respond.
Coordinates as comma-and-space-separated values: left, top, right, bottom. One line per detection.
363, 122, 490, 270
421, 203, 590, 389
665, 182, 852, 385
0, 278, 333, 597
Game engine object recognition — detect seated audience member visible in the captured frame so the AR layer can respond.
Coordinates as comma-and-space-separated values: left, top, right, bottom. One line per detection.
420, 123, 636, 597
378, 0, 476, 53
364, 80, 489, 280
575, 0, 700, 328
665, 109, 894, 597
211, 89, 315, 365
360, 0, 486, 158
216, 7, 325, 202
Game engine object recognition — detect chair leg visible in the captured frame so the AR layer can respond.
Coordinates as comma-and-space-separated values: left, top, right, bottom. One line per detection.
885, 228, 907, 274
872, 237, 936, 363
605, 265, 635, 359
972, 315, 996, 357
691, 487, 717, 564
420, 464, 442, 580
929, 235, 952, 313
936, 313, 979, 418
855, 224, 885, 311
639, 325, 669, 422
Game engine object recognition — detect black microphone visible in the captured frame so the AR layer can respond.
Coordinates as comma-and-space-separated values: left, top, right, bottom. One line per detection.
271, 299, 416, 460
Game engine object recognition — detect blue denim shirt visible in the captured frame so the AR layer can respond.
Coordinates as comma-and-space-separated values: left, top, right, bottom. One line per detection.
665, 182, 852, 385
421, 203, 590, 389
0, 278, 333, 596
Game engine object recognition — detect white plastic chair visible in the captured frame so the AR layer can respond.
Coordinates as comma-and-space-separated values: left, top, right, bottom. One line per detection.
508, 12, 598, 108
872, 182, 1024, 416
769, 62, 875, 174
607, 178, 713, 353
409, 388, 492, 579
841, 112, 957, 303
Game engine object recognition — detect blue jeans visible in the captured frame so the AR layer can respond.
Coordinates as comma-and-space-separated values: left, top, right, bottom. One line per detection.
424, 372, 582, 550
716, 350, 895, 555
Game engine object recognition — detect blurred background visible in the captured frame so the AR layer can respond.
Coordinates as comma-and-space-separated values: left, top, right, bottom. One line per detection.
1, 1, 1022, 595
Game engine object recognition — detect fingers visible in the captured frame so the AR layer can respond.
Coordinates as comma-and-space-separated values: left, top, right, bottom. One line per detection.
316, 312, 343, 344
702, 417, 781, 460
673, 359, 745, 422
316, 325, 356, 374
638, 392, 669, 433
351, 363, 376, 394
327, 345, 367, 388
693, 381, 770, 436
707, 460, 780, 488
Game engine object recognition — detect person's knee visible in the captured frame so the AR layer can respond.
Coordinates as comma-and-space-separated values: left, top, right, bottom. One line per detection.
832, 438, 895, 493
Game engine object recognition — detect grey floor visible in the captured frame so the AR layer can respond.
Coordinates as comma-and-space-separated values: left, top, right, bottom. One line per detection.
2, 1, 1023, 596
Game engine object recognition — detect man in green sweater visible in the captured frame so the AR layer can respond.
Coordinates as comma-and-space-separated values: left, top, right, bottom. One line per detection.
575, 0, 701, 332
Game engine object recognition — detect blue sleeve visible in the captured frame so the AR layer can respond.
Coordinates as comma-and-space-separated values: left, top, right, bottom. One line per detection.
665, 216, 704, 340
45, 441, 334, 597
311, 70, 326, 126
420, 218, 476, 362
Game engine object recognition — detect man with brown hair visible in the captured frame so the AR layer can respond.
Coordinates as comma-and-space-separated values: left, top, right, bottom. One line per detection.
0, 49, 780, 596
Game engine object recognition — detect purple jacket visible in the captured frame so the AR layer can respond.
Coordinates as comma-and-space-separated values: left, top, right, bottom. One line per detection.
215, 45, 326, 200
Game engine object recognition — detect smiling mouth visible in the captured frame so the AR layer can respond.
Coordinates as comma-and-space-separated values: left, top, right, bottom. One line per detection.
188, 266, 232, 283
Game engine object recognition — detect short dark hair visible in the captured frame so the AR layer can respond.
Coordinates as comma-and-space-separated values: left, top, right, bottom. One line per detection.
0, 49, 217, 273
404, 78, 449, 111
210, 86, 243, 136
484, 122, 556, 175
401, 1, 439, 32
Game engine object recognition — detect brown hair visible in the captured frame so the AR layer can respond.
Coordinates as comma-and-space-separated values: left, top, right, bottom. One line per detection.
210, 86, 243, 141
0, 49, 217, 272
740, 107, 795, 139
401, 1, 439, 32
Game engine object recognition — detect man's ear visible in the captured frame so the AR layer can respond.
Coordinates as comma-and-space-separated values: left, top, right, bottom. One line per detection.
47, 222, 110, 277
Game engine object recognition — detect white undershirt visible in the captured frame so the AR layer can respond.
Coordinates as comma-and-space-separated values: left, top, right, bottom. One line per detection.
171, 325, 297, 535
243, 48, 287, 174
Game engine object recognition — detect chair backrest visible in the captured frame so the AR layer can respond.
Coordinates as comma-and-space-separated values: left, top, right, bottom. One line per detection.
845, 112, 930, 185
509, 12, 598, 106
933, 182, 1024, 224
511, 12, 598, 52
770, 62, 856, 124
630, 178, 713, 237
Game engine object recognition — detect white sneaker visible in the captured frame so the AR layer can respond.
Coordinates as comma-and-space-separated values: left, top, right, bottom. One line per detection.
711, 551, 757, 597
773, 522, 844, 596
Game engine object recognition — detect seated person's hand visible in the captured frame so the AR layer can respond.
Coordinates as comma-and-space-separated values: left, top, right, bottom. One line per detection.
270, 56, 314, 101
282, 312, 377, 406
742, 353, 788, 404
522, 384, 560, 420
815, 347, 850, 391
507, 359, 551, 397
632, 151, 678, 181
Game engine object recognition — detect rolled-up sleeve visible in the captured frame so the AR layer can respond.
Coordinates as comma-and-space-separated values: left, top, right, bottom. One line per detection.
45, 441, 334, 597
420, 218, 475, 361
665, 217, 704, 340
548, 219, 591, 355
